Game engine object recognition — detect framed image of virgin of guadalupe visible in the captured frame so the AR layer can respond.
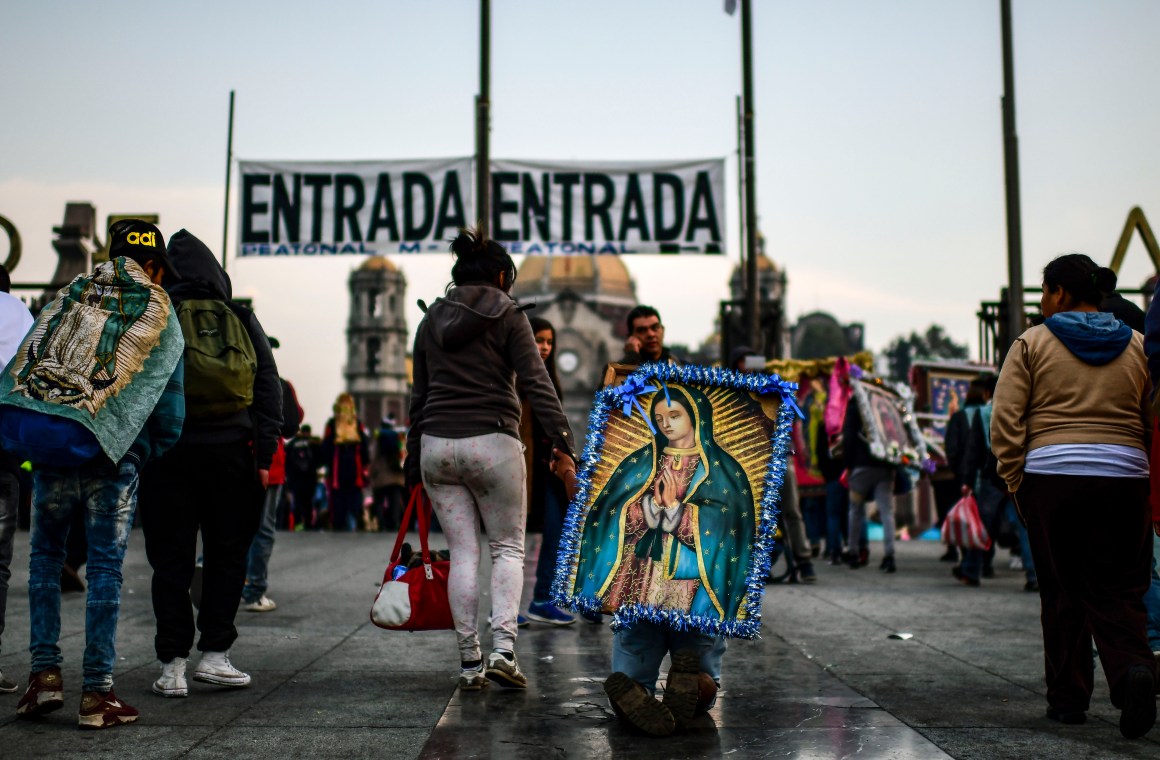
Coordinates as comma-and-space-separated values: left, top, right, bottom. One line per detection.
850, 376, 927, 468
552, 362, 800, 639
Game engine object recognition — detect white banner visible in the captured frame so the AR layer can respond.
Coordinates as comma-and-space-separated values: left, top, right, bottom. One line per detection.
237, 158, 472, 257
490, 158, 725, 254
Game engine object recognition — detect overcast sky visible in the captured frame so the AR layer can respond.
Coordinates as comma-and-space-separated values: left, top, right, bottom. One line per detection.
3, 0, 1158, 428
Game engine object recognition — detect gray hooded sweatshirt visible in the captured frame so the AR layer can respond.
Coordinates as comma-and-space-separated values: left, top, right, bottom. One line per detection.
406, 284, 574, 484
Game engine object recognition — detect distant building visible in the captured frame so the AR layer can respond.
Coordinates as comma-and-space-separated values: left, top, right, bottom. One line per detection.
345, 256, 409, 425
512, 256, 638, 434
721, 247, 789, 359
790, 311, 864, 359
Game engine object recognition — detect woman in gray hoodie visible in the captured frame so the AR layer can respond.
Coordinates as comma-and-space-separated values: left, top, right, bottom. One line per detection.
406, 229, 576, 691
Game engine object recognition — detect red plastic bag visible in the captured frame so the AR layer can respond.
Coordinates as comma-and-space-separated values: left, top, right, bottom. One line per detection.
370, 486, 453, 631
941, 492, 992, 551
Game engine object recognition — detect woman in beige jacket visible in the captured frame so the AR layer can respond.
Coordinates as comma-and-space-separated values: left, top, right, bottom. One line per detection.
991, 253, 1155, 739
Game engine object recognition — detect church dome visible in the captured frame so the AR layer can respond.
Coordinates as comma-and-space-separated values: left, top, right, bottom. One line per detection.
512, 255, 635, 300
358, 255, 398, 272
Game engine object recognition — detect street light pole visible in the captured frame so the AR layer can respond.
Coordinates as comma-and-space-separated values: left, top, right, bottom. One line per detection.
740, 0, 761, 352
221, 90, 235, 271
1000, 0, 1024, 352
476, 0, 491, 237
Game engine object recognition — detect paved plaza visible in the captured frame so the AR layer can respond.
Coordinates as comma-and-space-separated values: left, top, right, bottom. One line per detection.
0, 531, 1156, 759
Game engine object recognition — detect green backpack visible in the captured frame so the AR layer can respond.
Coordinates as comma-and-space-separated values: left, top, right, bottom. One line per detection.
176, 299, 257, 419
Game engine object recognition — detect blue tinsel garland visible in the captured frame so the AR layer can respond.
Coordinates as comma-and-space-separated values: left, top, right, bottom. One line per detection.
550, 362, 798, 640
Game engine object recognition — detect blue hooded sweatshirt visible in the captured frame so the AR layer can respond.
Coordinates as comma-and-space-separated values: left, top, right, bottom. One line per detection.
1043, 311, 1133, 367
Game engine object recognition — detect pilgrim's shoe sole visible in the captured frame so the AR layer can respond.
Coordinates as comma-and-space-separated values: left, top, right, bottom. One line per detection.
661, 650, 702, 728
604, 672, 676, 737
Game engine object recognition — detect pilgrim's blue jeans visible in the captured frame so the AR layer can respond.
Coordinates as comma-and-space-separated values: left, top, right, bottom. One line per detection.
1145, 531, 1160, 651
532, 485, 565, 603
29, 460, 138, 693
243, 484, 283, 603
612, 620, 727, 695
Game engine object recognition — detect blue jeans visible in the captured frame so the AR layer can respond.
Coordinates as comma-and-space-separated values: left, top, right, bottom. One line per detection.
824, 479, 849, 558
243, 484, 283, 603
1008, 501, 1037, 584
612, 620, 727, 695
0, 472, 17, 658
801, 495, 825, 547
29, 460, 138, 692
1145, 531, 1160, 651
532, 484, 564, 603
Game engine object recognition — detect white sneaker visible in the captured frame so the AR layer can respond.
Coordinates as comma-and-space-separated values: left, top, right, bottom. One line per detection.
242, 595, 277, 612
1009, 557, 1024, 571
152, 658, 189, 698
192, 651, 251, 687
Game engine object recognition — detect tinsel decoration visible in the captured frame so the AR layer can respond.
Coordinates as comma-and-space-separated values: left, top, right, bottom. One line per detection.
550, 362, 798, 640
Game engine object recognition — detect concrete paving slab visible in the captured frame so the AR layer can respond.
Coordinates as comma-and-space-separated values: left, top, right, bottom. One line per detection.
0, 530, 1155, 758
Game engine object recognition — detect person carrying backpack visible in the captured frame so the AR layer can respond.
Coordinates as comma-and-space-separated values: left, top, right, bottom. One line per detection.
139, 229, 282, 699
7, 220, 185, 729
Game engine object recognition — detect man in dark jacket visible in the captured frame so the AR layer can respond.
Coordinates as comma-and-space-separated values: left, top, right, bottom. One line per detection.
941, 379, 989, 562
618, 305, 681, 365
139, 229, 282, 699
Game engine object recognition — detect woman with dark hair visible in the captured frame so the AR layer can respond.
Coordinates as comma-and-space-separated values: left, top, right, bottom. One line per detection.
520, 317, 575, 625
406, 228, 577, 691
992, 253, 1156, 738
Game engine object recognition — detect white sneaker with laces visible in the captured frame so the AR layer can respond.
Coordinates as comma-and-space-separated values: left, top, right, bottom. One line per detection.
152, 658, 189, 698
192, 651, 251, 687
243, 595, 277, 612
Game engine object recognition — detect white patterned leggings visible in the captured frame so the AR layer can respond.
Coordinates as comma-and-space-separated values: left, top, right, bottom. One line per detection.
420, 433, 526, 663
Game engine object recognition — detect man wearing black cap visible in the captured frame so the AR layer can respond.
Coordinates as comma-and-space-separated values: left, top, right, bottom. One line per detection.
13, 219, 186, 729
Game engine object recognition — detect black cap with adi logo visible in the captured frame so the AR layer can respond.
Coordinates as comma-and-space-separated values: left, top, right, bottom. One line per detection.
108, 219, 179, 279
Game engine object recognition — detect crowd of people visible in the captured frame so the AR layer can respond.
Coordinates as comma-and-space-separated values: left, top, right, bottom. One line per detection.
0, 224, 1154, 740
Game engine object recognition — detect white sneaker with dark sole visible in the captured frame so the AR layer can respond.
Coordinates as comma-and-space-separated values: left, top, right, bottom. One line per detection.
242, 595, 277, 612
192, 651, 251, 687
152, 657, 189, 698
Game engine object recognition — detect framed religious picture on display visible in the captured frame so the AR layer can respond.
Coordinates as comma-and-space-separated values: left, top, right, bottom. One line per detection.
601, 362, 639, 389
850, 376, 926, 468
552, 361, 800, 639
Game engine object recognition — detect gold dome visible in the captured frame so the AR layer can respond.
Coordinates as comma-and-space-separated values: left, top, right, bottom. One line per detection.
513, 255, 635, 300
358, 255, 398, 272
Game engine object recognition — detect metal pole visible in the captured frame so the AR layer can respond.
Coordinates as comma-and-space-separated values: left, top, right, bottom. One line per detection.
741, 0, 761, 351
736, 94, 746, 272
476, 0, 491, 237
221, 90, 235, 271
1000, 0, 1024, 351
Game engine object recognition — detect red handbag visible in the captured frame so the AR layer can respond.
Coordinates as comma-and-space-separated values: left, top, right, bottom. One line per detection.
370, 486, 454, 631
941, 491, 992, 551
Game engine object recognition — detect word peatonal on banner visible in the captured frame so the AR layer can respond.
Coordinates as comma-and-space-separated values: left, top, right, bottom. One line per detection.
238, 158, 473, 257
489, 159, 724, 255
237, 157, 725, 257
